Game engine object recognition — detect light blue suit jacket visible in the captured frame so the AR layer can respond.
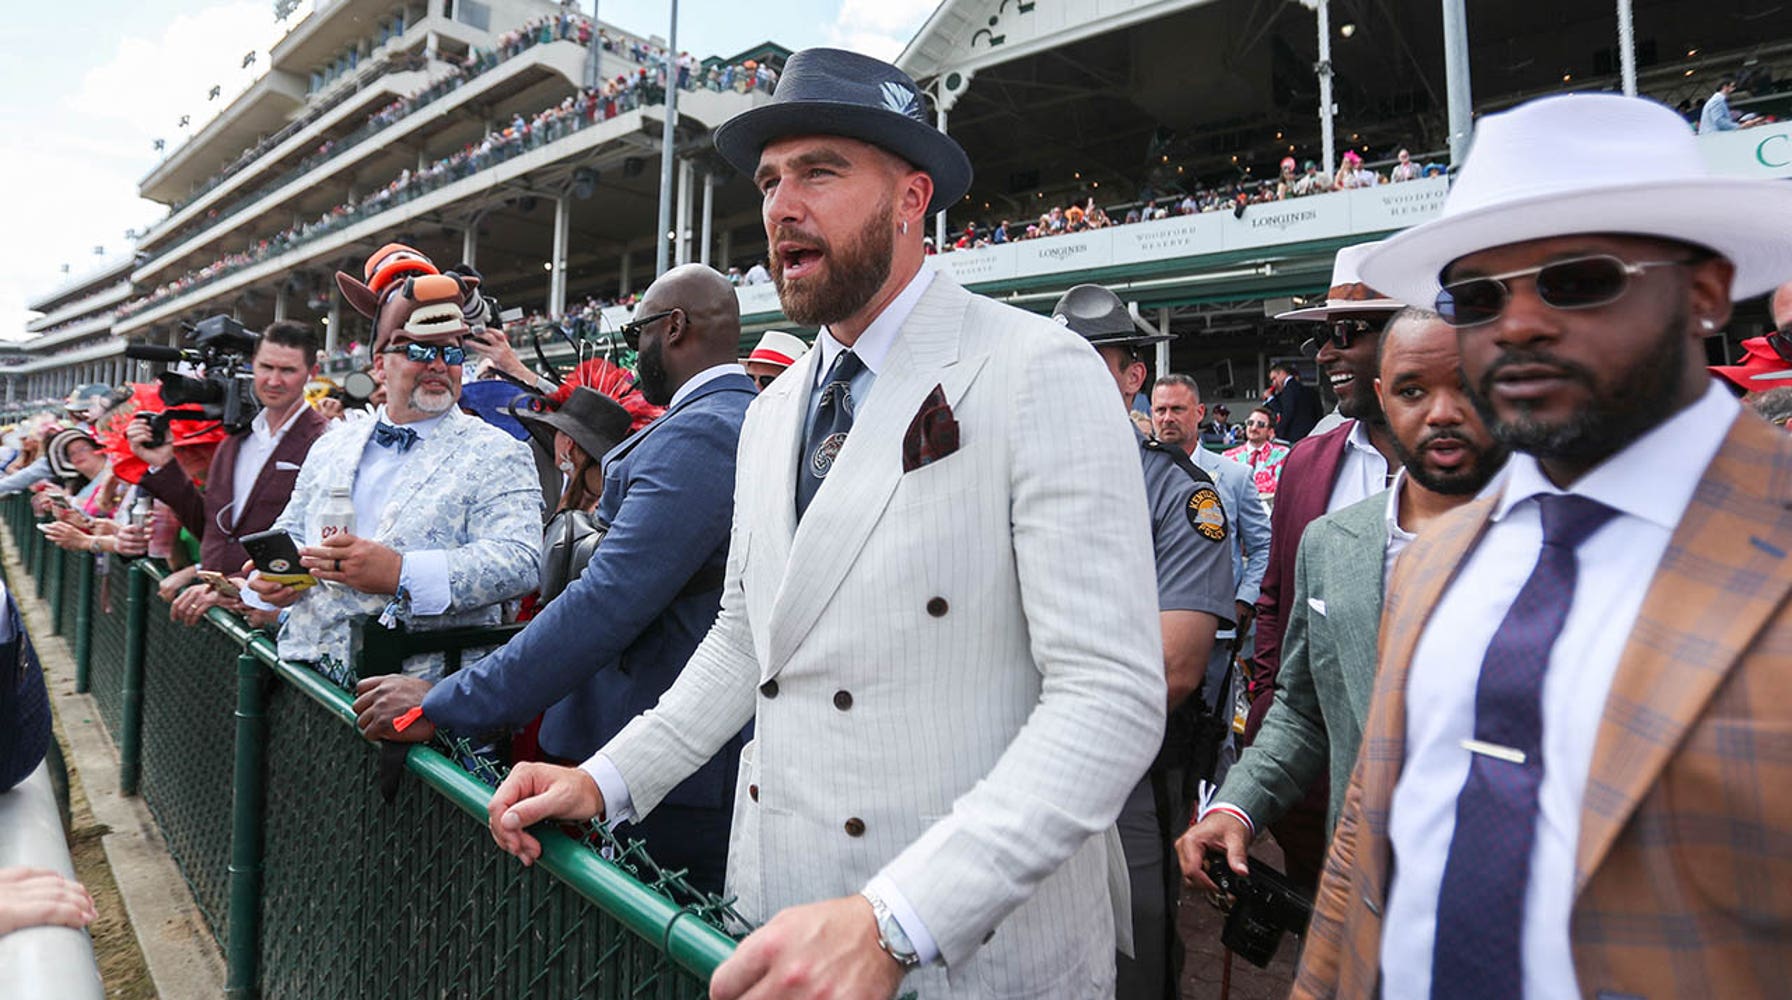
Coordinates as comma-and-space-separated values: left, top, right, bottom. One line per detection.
271, 407, 541, 678
1191, 446, 1271, 610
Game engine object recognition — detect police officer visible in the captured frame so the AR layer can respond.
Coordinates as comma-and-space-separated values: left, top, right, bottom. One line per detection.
1052, 284, 1236, 999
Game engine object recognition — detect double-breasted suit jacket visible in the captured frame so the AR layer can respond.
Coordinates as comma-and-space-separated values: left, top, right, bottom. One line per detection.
600, 274, 1167, 998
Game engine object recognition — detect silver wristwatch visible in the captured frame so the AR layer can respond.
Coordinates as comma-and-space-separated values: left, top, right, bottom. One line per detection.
860, 889, 921, 969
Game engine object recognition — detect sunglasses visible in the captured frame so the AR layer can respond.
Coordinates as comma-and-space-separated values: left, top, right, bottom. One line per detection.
620, 310, 676, 350
1245, 419, 1272, 428
1769, 325, 1792, 364
1436, 254, 1696, 328
752, 374, 779, 390
384, 342, 466, 365
1323, 317, 1383, 351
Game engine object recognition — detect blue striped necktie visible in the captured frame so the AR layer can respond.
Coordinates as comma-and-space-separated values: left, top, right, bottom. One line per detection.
795, 351, 863, 521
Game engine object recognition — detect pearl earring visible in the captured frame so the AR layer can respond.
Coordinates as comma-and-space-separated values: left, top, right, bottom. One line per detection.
900, 221, 908, 235
1700, 318, 1716, 332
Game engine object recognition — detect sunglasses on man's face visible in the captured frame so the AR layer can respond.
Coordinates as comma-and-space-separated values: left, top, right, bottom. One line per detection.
752, 373, 779, 390
1245, 419, 1272, 429
1436, 254, 1697, 328
385, 342, 466, 366
621, 310, 676, 350
1323, 318, 1382, 352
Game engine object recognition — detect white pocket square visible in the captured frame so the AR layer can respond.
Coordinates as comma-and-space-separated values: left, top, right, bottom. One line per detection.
275, 461, 302, 471
1307, 597, 1327, 616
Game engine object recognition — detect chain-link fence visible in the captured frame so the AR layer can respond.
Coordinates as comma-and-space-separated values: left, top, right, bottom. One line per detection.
3, 495, 737, 997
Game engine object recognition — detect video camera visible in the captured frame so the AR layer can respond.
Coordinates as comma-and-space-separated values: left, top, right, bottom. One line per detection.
1203, 852, 1313, 968
124, 315, 262, 446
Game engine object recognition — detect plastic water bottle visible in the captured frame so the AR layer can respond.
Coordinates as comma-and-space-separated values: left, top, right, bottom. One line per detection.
131, 497, 152, 529
318, 487, 355, 543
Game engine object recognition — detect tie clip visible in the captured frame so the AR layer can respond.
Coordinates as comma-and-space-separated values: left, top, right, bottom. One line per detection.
1460, 739, 1526, 765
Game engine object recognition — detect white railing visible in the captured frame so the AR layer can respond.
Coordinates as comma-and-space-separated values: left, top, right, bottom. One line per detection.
0, 763, 104, 1000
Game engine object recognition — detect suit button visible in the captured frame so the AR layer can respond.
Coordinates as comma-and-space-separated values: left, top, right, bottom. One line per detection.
760, 679, 778, 698
833, 690, 853, 711
926, 597, 948, 617
844, 817, 865, 837
749, 784, 759, 802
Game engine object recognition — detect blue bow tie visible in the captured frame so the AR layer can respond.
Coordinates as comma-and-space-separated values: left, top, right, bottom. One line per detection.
372, 421, 420, 453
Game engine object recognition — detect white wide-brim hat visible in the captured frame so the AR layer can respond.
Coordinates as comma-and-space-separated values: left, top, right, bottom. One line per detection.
1275, 240, 1403, 321
747, 330, 809, 368
1359, 93, 1792, 307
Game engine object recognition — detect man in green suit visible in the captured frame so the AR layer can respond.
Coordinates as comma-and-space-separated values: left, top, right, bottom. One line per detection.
1176, 308, 1509, 888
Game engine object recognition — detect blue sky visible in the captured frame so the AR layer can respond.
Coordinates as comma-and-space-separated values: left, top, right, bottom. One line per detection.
0, 0, 939, 337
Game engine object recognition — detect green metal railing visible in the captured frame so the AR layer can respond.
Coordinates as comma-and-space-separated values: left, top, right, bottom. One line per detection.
3, 495, 738, 998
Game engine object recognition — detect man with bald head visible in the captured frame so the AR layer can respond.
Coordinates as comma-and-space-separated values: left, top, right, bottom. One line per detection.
353, 263, 755, 892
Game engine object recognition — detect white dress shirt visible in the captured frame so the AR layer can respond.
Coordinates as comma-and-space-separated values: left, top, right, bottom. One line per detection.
1380, 382, 1738, 999
584, 266, 942, 961
229, 404, 306, 528
1326, 419, 1391, 513
1381, 470, 1419, 590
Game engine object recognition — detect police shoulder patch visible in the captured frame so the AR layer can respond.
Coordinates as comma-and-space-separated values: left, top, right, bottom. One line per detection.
1186, 485, 1227, 542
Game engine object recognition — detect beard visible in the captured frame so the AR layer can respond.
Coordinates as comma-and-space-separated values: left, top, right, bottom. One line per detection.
635, 335, 672, 406
1467, 303, 1686, 465
1388, 427, 1508, 496
771, 199, 895, 327
408, 381, 456, 415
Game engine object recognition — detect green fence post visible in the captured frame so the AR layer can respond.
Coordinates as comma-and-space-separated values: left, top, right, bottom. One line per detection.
225, 652, 266, 999
73, 553, 94, 692
47, 546, 65, 635
29, 518, 45, 598
119, 561, 150, 796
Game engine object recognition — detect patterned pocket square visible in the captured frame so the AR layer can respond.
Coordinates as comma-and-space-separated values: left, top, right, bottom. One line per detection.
902, 384, 959, 473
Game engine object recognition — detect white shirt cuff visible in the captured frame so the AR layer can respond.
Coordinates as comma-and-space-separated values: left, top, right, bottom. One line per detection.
398, 550, 452, 616
1201, 801, 1256, 835
865, 875, 942, 966
239, 572, 276, 611
577, 753, 635, 828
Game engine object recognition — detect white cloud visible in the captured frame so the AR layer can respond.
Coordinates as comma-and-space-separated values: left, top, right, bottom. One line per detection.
1, 1, 281, 341
826, 0, 939, 62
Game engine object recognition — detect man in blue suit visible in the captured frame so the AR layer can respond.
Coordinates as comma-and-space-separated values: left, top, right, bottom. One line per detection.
352, 264, 756, 892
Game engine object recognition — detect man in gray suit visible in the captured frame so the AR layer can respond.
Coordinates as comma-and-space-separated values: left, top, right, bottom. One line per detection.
484, 49, 1164, 1000
1175, 309, 1508, 888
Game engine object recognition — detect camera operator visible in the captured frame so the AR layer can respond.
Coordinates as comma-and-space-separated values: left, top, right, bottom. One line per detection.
127, 321, 328, 625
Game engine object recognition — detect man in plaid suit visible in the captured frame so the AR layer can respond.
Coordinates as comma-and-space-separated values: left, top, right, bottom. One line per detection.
1295, 93, 1792, 999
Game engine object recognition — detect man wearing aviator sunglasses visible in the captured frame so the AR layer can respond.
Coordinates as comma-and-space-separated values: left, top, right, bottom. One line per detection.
1299, 93, 1792, 1000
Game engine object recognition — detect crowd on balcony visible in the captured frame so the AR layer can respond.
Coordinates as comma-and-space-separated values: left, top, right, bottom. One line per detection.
119, 59, 773, 322
929, 147, 1442, 253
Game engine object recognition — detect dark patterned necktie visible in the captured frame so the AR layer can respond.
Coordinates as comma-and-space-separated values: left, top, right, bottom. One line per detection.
1430, 493, 1618, 998
795, 351, 864, 520
372, 421, 419, 453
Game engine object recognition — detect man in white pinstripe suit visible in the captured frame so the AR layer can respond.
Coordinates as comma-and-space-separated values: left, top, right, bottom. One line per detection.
485, 49, 1165, 999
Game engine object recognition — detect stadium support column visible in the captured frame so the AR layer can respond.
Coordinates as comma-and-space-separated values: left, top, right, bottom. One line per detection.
1156, 308, 1171, 380
273, 285, 288, 321
326, 288, 342, 357
700, 170, 716, 267
934, 104, 949, 249
1441, 0, 1473, 165
1315, 0, 1336, 175
718, 228, 733, 272
1616, 0, 1637, 96
676, 158, 695, 266
653, 0, 681, 277
619, 250, 632, 297
550, 195, 570, 317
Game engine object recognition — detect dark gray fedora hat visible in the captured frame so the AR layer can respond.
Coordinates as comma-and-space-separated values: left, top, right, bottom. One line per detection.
1051, 284, 1174, 347
713, 48, 973, 217
509, 387, 633, 465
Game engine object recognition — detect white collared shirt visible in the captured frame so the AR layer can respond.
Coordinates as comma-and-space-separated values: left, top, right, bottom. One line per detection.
1380, 381, 1739, 999
1382, 469, 1419, 589
804, 268, 935, 433
1326, 419, 1391, 513
669, 363, 747, 410
230, 404, 306, 528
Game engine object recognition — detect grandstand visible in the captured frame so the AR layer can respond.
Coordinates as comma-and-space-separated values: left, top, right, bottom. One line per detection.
11, 0, 1792, 412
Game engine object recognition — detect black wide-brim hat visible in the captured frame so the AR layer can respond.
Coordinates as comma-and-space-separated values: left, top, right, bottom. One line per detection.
713, 48, 973, 217
1051, 284, 1174, 348
509, 387, 633, 465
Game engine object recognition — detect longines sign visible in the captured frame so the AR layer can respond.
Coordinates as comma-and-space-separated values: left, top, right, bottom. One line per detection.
1698, 121, 1792, 181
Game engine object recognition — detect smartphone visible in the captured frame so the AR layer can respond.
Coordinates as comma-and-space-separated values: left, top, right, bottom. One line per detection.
238, 529, 317, 590
196, 570, 243, 600
46, 493, 92, 526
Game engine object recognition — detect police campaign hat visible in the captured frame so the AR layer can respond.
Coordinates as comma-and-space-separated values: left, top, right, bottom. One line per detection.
1051, 284, 1173, 347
